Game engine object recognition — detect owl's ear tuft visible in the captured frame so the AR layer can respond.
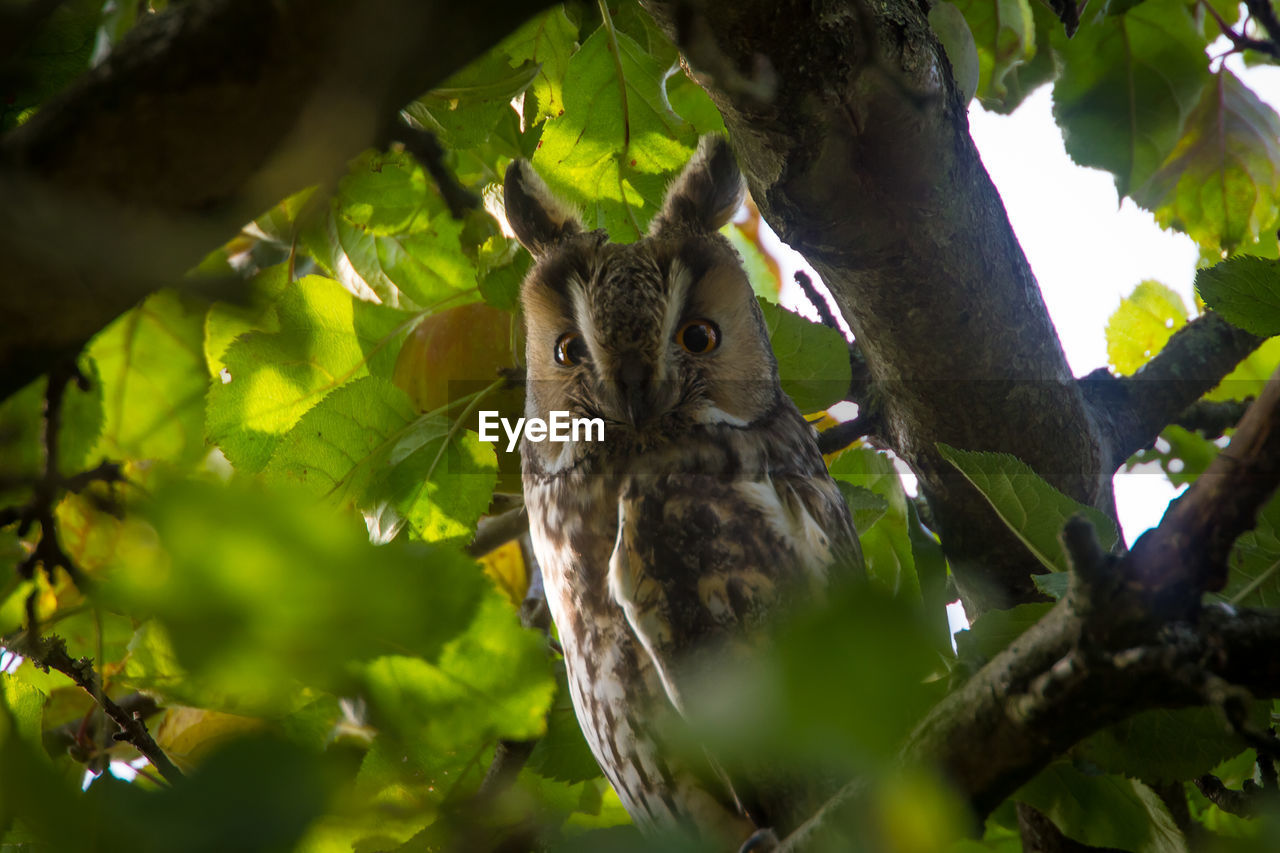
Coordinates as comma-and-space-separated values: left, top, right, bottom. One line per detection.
650, 135, 745, 236
504, 160, 584, 257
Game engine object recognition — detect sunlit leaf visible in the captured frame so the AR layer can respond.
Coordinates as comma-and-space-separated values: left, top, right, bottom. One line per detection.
302, 152, 483, 310
358, 585, 554, 800
89, 290, 209, 467
263, 376, 498, 543
1105, 280, 1189, 375
532, 25, 706, 240
938, 444, 1120, 573
206, 275, 411, 473
1134, 70, 1280, 252
1052, 0, 1208, 197
502, 7, 581, 124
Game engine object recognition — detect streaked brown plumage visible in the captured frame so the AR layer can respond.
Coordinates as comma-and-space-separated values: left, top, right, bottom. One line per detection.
505, 135, 864, 846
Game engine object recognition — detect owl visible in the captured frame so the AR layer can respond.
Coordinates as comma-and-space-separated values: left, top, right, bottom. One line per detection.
504, 135, 864, 847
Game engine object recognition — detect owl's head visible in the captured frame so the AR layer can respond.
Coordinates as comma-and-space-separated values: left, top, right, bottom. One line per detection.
505, 136, 781, 467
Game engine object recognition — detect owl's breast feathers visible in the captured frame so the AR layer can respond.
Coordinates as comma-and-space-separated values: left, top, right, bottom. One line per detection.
525, 404, 862, 840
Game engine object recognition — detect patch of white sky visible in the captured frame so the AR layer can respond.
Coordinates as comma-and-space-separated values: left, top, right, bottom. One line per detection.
764, 35, 1280, 558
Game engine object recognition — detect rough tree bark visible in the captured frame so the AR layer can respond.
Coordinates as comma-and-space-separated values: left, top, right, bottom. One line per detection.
2, 0, 1277, 847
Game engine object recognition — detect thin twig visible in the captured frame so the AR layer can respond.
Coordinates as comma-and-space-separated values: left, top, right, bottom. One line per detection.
793, 270, 841, 333
11, 633, 182, 784
467, 505, 529, 558
388, 123, 481, 221
816, 413, 876, 455
1202, 0, 1280, 59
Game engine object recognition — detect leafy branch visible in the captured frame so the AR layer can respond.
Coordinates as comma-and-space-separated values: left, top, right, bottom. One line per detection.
4, 632, 183, 785
779, 366, 1280, 849
1083, 311, 1266, 472
0, 362, 183, 785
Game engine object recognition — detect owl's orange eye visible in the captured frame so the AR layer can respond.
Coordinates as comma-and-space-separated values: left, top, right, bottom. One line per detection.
677, 319, 719, 354
554, 332, 589, 366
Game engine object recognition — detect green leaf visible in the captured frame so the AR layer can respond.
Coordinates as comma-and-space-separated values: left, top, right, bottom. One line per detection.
302, 152, 481, 310
406, 46, 534, 154
836, 482, 890, 533
358, 586, 554, 793
102, 479, 486, 710
89, 290, 209, 467
954, 602, 1053, 671
1015, 764, 1188, 852
1074, 707, 1255, 783
0, 675, 46, 747
938, 444, 1121, 573
1220, 493, 1280, 608
527, 664, 603, 785
1134, 70, 1280, 252
203, 263, 289, 376
908, 502, 954, 654
724, 224, 782, 302
1126, 424, 1218, 487
828, 448, 918, 599
0, 0, 102, 131
1031, 572, 1070, 599
1052, 0, 1208, 197
1105, 280, 1189, 374
532, 25, 708, 240
83, 736, 336, 853
983, 0, 1058, 115
760, 300, 853, 413
929, 2, 981, 103
1196, 255, 1280, 336
206, 275, 410, 473
502, 7, 581, 124
949, 0, 1032, 105
263, 376, 498, 543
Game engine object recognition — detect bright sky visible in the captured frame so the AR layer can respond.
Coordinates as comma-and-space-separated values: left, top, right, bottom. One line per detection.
769, 49, 1279, 552
968, 55, 1280, 544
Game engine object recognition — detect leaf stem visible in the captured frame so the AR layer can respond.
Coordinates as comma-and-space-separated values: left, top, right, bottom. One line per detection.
1230, 556, 1280, 606
597, 0, 630, 151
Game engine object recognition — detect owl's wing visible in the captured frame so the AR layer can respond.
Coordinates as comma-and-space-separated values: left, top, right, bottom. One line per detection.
608, 470, 860, 830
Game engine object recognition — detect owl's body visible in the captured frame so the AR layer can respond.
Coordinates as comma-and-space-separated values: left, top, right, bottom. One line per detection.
507, 136, 863, 845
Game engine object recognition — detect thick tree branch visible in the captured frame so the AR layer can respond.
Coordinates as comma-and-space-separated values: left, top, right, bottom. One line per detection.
779, 563, 1280, 849
781, 371, 1280, 846
645, 0, 1111, 613
1129, 365, 1280, 618
1083, 313, 1266, 471
0, 0, 554, 400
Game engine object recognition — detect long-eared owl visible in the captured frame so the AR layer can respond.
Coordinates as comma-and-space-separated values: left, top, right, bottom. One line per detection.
505, 135, 864, 846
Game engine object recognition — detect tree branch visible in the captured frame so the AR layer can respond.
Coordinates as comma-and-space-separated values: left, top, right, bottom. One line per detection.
0, 0, 556, 400
645, 0, 1111, 614
1083, 312, 1266, 472
8, 632, 183, 785
1128, 364, 1280, 617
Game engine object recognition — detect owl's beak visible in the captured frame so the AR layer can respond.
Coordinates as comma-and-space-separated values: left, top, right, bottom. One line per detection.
617, 358, 654, 427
